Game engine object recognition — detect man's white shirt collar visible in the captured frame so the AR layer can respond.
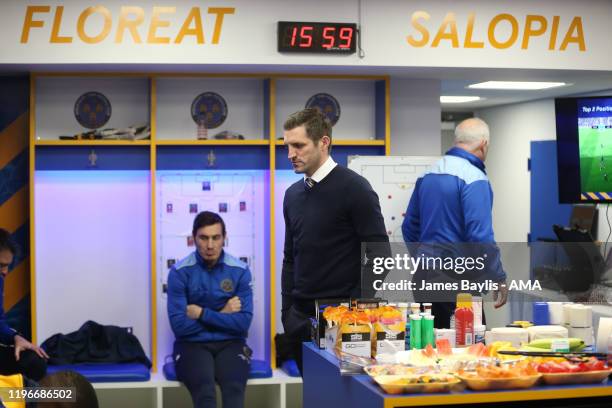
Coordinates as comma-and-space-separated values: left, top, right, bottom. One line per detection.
306, 156, 337, 183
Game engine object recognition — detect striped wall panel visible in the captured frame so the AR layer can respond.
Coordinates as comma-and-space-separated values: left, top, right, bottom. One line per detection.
0, 76, 30, 339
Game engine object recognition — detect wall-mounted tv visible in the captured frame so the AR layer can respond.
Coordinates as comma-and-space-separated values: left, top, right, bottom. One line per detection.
556, 96, 612, 203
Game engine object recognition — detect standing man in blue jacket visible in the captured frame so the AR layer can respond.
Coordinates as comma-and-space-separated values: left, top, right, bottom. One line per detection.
0, 228, 48, 381
402, 118, 508, 328
168, 211, 253, 408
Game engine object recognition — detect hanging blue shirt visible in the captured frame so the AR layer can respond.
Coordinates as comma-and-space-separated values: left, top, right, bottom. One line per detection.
402, 147, 506, 281
167, 250, 253, 343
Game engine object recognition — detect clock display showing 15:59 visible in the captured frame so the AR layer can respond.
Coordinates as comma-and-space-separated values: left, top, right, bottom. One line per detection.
277, 21, 357, 54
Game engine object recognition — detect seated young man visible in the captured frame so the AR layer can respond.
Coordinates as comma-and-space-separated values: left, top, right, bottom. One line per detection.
0, 229, 48, 381
167, 211, 253, 408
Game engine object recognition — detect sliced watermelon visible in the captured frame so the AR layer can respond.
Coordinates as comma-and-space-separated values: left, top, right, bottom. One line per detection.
435, 338, 452, 355
467, 343, 483, 356
466, 343, 491, 357
422, 343, 436, 358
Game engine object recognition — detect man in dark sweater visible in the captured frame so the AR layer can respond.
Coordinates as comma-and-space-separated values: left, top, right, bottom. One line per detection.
281, 108, 388, 373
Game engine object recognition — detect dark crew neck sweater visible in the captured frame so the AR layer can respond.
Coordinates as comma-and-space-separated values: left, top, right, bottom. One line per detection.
281, 165, 388, 313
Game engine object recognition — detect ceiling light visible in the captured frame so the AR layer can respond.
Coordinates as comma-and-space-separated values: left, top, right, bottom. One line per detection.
468, 81, 566, 90
440, 96, 481, 103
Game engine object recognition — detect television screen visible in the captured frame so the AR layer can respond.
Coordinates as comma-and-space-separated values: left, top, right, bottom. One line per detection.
556, 96, 612, 203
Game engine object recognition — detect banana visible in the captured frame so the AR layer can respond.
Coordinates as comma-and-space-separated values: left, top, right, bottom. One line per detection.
526, 338, 585, 351
519, 345, 553, 352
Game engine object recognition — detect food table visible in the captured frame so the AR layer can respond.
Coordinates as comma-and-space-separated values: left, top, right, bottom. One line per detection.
302, 343, 612, 408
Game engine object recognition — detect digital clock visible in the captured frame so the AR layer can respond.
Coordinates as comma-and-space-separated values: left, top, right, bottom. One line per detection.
277, 21, 357, 54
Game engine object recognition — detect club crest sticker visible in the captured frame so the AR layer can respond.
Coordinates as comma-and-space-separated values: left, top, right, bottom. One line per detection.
74, 92, 112, 129
305, 93, 341, 126
191, 92, 228, 129
220, 278, 234, 293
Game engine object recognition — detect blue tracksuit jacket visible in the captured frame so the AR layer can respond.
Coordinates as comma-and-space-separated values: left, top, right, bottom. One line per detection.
402, 147, 506, 281
167, 250, 253, 342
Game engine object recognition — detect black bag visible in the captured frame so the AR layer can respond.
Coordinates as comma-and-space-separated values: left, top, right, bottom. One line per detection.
41, 320, 151, 368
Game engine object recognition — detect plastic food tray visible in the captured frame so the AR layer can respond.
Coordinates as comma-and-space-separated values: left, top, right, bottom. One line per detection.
458, 374, 541, 391
541, 370, 611, 385
372, 374, 462, 394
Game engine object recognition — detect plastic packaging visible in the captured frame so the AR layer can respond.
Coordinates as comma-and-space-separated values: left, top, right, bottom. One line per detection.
547, 302, 563, 325
422, 303, 432, 315
472, 296, 483, 327
533, 302, 550, 326
435, 328, 456, 348
551, 338, 570, 353
474, 324, 486, 344
397, 302, 409, 324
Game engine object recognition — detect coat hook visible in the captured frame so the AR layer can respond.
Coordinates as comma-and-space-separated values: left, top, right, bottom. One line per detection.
207, 149, 216, 167
88, 149, 98, 167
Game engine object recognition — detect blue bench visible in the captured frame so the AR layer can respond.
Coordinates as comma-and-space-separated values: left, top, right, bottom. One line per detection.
162, 359, 272, 381
46, 363, 151, 383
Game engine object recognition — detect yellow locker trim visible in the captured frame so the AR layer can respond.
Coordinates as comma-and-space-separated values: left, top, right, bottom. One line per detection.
34, 140, 151, 146
154, 139, 269, 146
29, 75, 36, 343
385, 76, 391, 155
150, 76, 158, 373
269, 78, 277, 369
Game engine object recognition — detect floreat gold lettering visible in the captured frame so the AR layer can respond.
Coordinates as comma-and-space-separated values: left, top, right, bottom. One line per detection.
175, 7, 204, 44
77, 6, 112, 44
51, 6, 72, 43
115, 6, 144, 43
208, 7, 234, 44
21, 5, 235, 45
21, 5, 50, 43
148, 6, 176, 44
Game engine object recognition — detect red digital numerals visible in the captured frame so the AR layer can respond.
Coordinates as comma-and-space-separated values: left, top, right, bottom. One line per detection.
290, 26, 313, 47
290, 25, 353, 49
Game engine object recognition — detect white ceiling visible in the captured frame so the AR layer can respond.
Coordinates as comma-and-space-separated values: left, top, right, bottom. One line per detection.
437, 68, 612, 112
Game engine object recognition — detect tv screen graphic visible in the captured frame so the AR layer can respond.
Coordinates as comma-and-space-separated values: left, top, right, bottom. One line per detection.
556, 96, 612, 203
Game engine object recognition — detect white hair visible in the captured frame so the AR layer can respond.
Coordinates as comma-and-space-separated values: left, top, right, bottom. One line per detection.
454, 117, 490, 147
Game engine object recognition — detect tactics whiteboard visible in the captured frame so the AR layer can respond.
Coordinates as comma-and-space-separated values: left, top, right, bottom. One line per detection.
348, 156, 440, 243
